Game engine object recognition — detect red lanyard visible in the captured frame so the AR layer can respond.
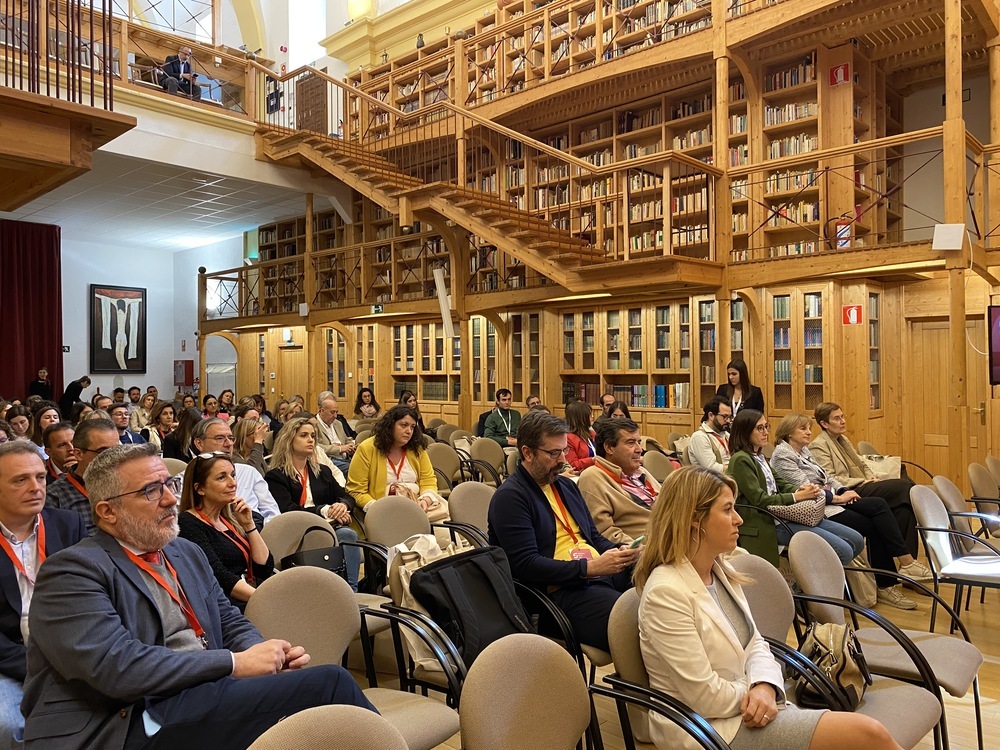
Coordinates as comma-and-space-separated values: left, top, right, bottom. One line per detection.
0, 516, 46, 585
710, 432, 729, 452
66, 472, 88, 498
298, 467, 309, 507
387, 450, 407, 482
125, 548, 206, 641
194, 510, 254, 585
548, 485, 580, 544
45, 459, 60, 479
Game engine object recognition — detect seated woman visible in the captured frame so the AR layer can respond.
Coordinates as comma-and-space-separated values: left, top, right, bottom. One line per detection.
354, 387, 383, 420
397, 390, 426, 433
716, 359, 765, 416
635, 465, 900, 750
69, 402, 93, 426
178, 453, 274, 611
161, 407, 203, 464
5, 405, 31, 443
264, 416, 361, 591
726, 409, 864, 567
809, 402, 920, 559
770, 414, 930, 609
217, 389, 236, 422
346, 405, 442, 517
564, 400, 597, 472
607, 400, 632, 420
29, 402, 61, 452
233, 416, 270, 476
129, 391, 156, 432
140, 400, 175, 453
202, 393, 220, 420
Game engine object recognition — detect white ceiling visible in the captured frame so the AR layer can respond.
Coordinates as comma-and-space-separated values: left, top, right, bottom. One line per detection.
1, 152, 312, 250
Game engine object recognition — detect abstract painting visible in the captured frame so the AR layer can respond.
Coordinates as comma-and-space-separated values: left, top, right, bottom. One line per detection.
90, 284, 147, 373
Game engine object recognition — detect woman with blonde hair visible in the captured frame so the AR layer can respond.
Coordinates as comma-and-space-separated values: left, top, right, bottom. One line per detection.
635, 466, 900, 750
129, 391, 157, 432
140, 400, 176, 453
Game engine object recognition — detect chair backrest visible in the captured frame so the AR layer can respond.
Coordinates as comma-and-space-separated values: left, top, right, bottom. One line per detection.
642, 450, 675, 483
262, 429, 275, 453
260, 512, 338, 570
505, 451, 519, 476
460, 634, 590, 750
787, 534, 848, 626
666, 431, 683, 452
363, 495, 432, 547
248, 705, 408, 750
448, 482, 495, 532
245, 566, 360, 665
910, 484, 957, 570
933, 475, 978, 550
608, 589, 651, 743
354, 418, 376, 431
985, 455, 1000, 486
969, 462, 999, 500
436, 423, 459, 444
470, 438, 506, 473
355, 429, 372, 444
726, 553, 796, 640
162, 457, 188, 476
449, 429, 474, 449
426, 442, 462, 489
426, 418, 447, 430
681, 445, 691, 466
760, 443, 774, 460
856, 440, 879, 456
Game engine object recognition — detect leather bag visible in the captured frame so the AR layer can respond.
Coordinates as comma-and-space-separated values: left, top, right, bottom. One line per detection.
795, 622, 872, 710
280, 524, 348, 583
769, 497, 825, 527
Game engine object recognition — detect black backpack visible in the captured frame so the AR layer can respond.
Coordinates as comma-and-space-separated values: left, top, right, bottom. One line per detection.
409, 546, 534, 667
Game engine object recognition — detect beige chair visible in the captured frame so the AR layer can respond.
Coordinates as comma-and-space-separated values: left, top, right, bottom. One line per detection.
245, 566, 460, 750
641, 450, 675, 483
505, 450, 519, 476
161, 457, 188, 476
968, 462, 1000, 536
665, 431, 684, 453
248, 705, 408, 750
857, 439, 879, 455
469, 437, 506, 486
931, 476, 998, 556
448, 428, 474, 450
363, 495, 437, 547
425, 441, 464, 493
788, 533, 984, 750
425, 417, 447, 430
355, 429, 372, 444
985, 455, 1000, 487
460, 634, 591, 750
447, 481, 494, 535
731, 550, 944, 750
436, 423, 459, 445
680, 445, 691, 466
354, 418, 377, 431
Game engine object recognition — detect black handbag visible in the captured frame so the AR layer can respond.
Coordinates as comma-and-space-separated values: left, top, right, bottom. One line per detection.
280, 525, 348, 583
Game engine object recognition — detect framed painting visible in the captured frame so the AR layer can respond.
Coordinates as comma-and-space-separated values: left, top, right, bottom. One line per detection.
89, 284, 147, 373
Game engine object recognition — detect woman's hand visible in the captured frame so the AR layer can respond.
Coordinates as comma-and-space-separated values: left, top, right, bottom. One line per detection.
253, 422, 269, 444
417, 496, 432, 511
326, 502, 351, 525
230, 497, 253, 528
833, 489, 860, 505
793, 483, 822, 502
741, 683, 778, 728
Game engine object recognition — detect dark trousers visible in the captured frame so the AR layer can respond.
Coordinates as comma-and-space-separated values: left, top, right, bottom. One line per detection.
127, 665, 375, 750
161, 76, 201, 100
550, 572, 631, 653
857, 479, 918, 557
827, 496, 910, 587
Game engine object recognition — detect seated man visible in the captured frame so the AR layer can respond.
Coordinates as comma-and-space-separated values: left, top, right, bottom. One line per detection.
688, 396, 732, 472
160, 45, 202, 100
577, 418, 661, 546
41, 422, 78, 484
190, 418, 280, 523
46, 419, 120, 536
488, 411, 638, 652
483, 389, 520, 450
316, 396, 356, 475
22, 443, 374, 749
109, 402, 147, 445
0, 442, 86, 749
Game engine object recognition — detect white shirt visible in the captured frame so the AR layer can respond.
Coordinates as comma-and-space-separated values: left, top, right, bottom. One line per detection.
0, 518, 40, 644
318, 418, 342, 446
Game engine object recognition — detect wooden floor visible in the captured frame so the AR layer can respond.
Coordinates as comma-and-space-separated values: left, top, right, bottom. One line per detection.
425, 579, 1000, 749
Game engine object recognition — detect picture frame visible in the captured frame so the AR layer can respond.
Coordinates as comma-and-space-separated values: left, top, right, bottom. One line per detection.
89, 284, 147, 374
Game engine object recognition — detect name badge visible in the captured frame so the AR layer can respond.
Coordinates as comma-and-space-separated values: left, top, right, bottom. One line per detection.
570, 547, 594, 561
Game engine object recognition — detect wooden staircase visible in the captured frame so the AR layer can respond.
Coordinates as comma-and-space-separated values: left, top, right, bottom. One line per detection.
257, 129, 609, 290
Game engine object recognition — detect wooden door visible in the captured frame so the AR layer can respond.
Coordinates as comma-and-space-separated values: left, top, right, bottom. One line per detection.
278, 346, 308, 401
904, 319, 988, 487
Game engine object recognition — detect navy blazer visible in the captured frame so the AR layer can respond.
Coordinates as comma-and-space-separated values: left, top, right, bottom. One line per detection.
488, 464, 617, 588
22, 531, 262, 749
0, 507, 86, 682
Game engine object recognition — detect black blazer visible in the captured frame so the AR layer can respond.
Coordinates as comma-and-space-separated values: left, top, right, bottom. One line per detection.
161, 433, 191, 463
161, 54, 194, 81
264, 464, 355, 517
715, 383, 765, 415
0, 507, 86, 681
488, 464, 617, 588
336, 415, 356, 440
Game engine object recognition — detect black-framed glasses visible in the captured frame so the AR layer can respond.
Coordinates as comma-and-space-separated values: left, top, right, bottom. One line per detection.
536, 446, 571, 460
105, 476, 183, 503
80, 445, 112, 455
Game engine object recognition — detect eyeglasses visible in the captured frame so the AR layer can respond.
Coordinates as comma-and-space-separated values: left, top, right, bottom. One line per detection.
754, 423, 771, 434
203, 434, 236, 444
80, 445, 112, 455
105, 476, 183, 503
536, 446, 571, 460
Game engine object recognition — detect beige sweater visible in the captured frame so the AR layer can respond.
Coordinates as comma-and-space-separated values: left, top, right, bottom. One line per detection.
577, 456, 661, 545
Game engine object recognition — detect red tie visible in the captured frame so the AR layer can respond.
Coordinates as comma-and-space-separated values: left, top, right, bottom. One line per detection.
139, 551, 161, 564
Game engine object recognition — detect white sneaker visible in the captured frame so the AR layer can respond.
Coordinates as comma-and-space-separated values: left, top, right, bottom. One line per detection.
877, 586, 917, 610
898, 561, 933, 581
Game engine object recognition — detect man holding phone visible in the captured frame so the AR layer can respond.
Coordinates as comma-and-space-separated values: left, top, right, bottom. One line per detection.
160, 45, 202, 101
577, 418, 661, 547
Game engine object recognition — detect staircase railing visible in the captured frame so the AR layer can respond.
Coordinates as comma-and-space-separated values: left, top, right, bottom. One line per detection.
251, 61, 724, 265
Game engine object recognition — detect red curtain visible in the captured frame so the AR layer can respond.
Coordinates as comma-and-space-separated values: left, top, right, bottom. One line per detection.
0, 220, 63, 402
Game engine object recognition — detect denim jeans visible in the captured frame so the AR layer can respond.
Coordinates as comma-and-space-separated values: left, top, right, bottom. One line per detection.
335, 526, 361, 592
0, 673, 23, 749
775, 518, 864, 564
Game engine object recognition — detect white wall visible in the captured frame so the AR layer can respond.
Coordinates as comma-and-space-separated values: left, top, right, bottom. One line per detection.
61, 238, 176, 400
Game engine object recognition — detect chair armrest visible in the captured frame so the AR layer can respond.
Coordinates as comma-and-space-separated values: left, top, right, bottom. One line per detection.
467, 458, 502, 485
513, 581, 583, 666
792, 593, 942, 699
900, 460, 933, 481
341, 540, 387, 595
916, 525, 1000, 556
761, 637, 850, 710
432, 467, 453, 491
434, 521, 489, 548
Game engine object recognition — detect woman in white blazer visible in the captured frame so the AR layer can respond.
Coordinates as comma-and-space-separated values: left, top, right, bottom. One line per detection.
633, 466, 900, 750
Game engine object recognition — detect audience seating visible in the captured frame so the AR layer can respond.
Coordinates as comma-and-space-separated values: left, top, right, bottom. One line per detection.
425, 418, 447, 430
665, 432, 685, 453
931, 476, 999, 554
248, 705, 408, 750
460, 634, 591, 750
856, 439, 932, 481
730, 552, 944, 750
640, 450, 675, 483
161, 457, 188, 475
505, 451, 519, 476
967, 463, 1000, 536
984, 455, 1000, 487
789, 533, 983, 750
448, 429, 475, 450
245, 566, 461, 750
469, 438, 507, 487
436, 424, 459, 445
446, 482, 494, 538
354, 419, 377, 432
425, 442, 464, 496
355, 429, 372, 444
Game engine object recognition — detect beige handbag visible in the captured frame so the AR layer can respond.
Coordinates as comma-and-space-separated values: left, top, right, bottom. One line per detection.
861, 455, 902, 480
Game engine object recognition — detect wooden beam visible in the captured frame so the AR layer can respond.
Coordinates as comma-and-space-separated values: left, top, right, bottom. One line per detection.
966, 0, 1000, 38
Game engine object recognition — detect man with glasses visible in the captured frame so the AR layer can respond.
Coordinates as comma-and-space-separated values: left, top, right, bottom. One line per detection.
0, 442, 86, 749
109, 402, 147, 445
189, 419, 280, 523
46, 419, 119, 535
688, 396, 733, 472
577, 418, 661, 546
22, 444, 374, 750
488, 411, 638, 652
160, 45, 202, 100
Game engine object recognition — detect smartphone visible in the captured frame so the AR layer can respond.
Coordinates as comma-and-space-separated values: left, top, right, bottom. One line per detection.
628, 535, 645, 549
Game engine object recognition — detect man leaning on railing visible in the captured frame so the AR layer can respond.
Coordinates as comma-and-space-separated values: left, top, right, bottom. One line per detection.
160, 45, 202, 101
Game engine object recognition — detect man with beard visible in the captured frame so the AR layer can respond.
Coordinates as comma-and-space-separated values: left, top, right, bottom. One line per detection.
487, 411, 638, 652
22, 444, 375, 750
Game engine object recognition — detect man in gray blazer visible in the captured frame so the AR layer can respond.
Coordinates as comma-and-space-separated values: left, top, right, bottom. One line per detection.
22, 443, 374, 750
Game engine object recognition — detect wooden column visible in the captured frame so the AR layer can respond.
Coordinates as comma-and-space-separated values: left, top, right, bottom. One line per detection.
458, 316, 472, 429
